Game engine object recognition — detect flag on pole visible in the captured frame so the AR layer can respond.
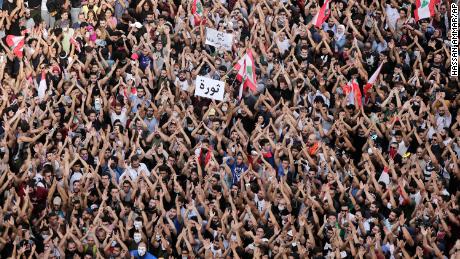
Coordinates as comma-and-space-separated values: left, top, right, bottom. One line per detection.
363, 63, 383, 96
234, 50, 257, 99
311, 0, 332, 28
414, 0, 438, 21
6, 35, 25, 58
342, 80, 362, 107
192, 0, 205, 26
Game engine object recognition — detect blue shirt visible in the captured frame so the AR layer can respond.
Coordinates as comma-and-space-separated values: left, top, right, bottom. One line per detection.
101, 165, 124, 183
227, 158, 248, 185
144, 117, 158, 133
277, 164, 292, 178
139, 54, 153, 70
130, 95, 151, 113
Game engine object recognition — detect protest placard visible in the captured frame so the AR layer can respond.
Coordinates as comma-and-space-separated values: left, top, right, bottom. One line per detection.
205, 28, 233, 51
194, 76, 225, 101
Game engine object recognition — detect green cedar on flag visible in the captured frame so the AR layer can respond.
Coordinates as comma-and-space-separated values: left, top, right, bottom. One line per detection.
414, 0, 438, 21
234, 50, 257, 98
192, 0, 204, 26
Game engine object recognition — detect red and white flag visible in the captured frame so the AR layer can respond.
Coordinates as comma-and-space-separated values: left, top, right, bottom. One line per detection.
363, 62, 383, 96
191, 0, 205, 26
342, 79, 362, 107
311, 0, 332, 28
414, 0, 438, 21
234, 50, 257, 99
6, 35, 25, 58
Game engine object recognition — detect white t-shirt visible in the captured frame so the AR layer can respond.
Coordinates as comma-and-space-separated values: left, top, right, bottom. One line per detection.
390, 137, 408, 156
175, 78, 190, 91
276, 38, 290, 54
41, 0, 48, 11
120, 163, 149, 181
435, 113, 452, 130
110, 108, 128, 127
254, 194, 265, 212
385, 5, 400, 30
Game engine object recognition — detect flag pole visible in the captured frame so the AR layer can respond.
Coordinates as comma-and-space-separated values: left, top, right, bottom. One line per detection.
238, 78, 245, 100
238, 56, 248, 101
222, 49, 246, 80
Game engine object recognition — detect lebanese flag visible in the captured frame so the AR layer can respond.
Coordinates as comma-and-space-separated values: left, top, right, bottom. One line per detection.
342, 80, 362, 107
234, 50, 257, 98
192, 0, 205, 26
6, 35, 25, 58
414, 0, 438, 21
311, 0, 332, 27
363, 63, 383, 96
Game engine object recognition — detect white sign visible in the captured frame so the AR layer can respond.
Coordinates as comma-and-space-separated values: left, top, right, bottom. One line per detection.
205, 28, 233, 51
194, 76, 225, 101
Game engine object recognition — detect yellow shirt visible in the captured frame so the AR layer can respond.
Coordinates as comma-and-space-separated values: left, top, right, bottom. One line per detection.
82, 5, 99, 17
61, 28, 74, 54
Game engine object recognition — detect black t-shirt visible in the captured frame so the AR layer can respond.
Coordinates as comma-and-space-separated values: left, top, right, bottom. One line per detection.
430, 144, 443, 164
27, 0, 41, 8
2, 0, 16, 12
0, 243, 14, 258
235, 113, 255, 134
116, 22, 129, 33
428, 62, 447, 76
135, 9, 150, 23
351, 134, 366, 163
380, 59, 395, 78
65, 251, 82, 259
280, 87, 293, 102
407, 137, 421, 154
6, 19, 21, 36
70, 0, 81, 8
190, 96, 211, 116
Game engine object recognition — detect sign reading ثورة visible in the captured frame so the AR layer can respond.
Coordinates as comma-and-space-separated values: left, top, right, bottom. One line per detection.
205, 28, 233, 51
194, 76, 225, 101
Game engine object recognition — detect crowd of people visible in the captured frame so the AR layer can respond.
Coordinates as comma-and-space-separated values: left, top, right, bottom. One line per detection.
0, 0, 458, 258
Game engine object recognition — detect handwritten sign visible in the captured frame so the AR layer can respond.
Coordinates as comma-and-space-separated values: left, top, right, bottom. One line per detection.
194, 76, 225, 101
205, 28, 233, 51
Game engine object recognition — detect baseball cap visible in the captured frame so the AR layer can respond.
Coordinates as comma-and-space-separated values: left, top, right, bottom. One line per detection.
53, 196, 62, 206
208, 108, 216, 116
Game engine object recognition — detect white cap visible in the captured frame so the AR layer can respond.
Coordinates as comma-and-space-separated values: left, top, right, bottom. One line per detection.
53, 196, 62, 205
130, 22, 142, 29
